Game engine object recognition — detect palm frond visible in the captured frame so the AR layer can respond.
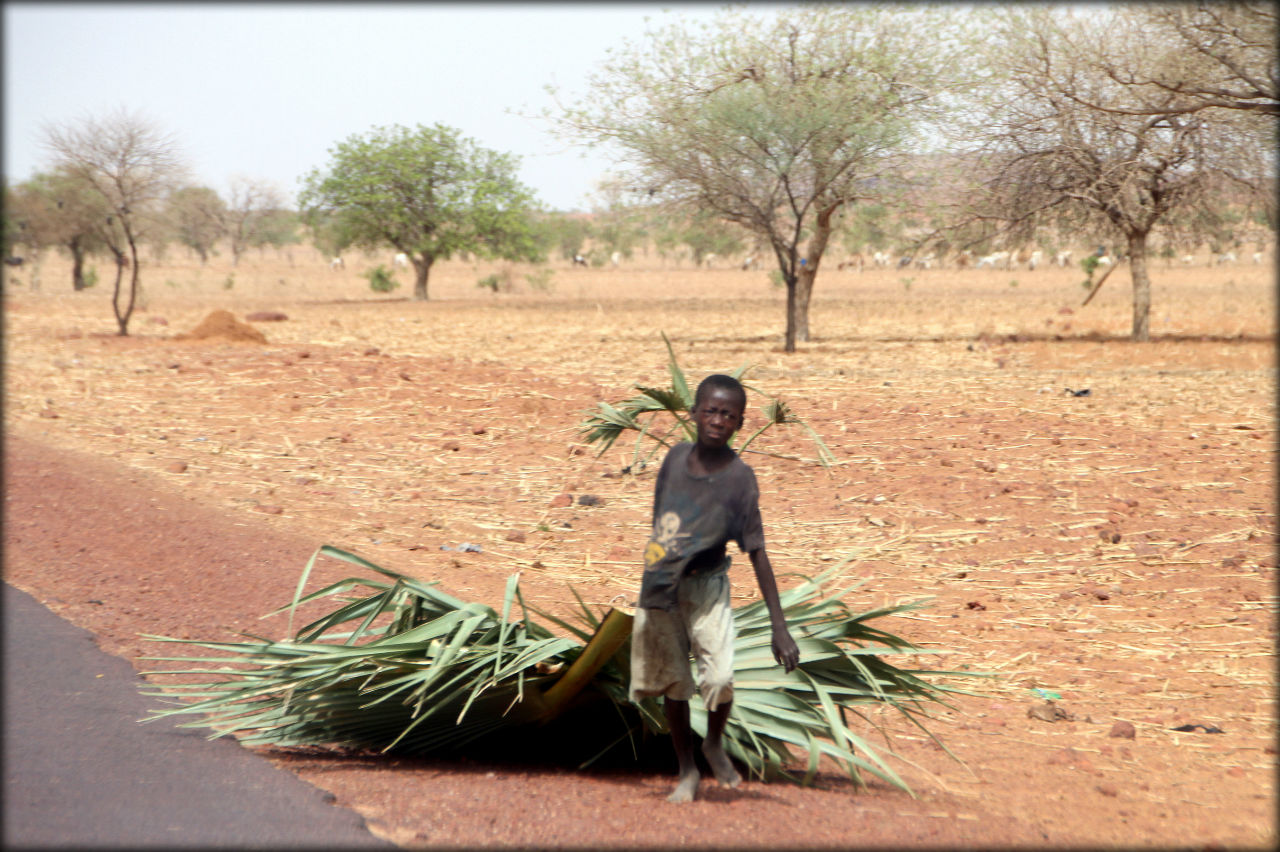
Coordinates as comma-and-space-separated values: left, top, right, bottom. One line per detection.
139, 546, 984, 793
581, 333, 837, 470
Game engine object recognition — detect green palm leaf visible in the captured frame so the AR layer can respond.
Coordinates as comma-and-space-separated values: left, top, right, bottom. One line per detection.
581, 333, 836, 470
140, 546, 983, 794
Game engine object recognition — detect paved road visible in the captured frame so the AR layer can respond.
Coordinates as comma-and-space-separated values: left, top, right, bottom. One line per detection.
3, 582, 393, 849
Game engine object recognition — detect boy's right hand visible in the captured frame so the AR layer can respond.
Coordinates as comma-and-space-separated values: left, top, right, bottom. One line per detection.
772, 628, 800, 673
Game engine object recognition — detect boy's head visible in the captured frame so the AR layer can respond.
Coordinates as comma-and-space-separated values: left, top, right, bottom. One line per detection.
691, 374, 747, 448
693, 374, 747, 415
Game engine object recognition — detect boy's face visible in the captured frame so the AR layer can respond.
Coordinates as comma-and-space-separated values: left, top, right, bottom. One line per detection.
691, 387, 745, 449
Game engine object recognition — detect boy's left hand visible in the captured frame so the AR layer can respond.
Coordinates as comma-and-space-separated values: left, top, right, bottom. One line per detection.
772, 628, 800, 673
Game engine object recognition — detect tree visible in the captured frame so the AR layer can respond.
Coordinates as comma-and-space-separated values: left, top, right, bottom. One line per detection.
165, 185, 227, 264
299, 124, 543, 300
224, 176, 287, 266
587, 176, 648, 263
1068, 4, 1278, 232
553, 5, 970, 351
956, 8, 1263, 341
680, 209, 746, 267
7, 170, 113, 291
43, 110, 186, 335
1089, 3, 1277, 118
250, 207, 301, 257
536, 211, 593, 262
306, 208, 355, 260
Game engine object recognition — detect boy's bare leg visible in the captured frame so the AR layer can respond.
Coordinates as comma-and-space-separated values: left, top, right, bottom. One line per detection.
663, 698, 701, 802
701, 700, 742, 788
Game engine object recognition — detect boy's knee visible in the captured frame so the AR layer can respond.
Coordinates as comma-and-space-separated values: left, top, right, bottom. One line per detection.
701, 681, 733, 712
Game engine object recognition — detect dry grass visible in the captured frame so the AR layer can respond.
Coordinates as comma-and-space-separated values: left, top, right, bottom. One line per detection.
4, 241, 1276, 847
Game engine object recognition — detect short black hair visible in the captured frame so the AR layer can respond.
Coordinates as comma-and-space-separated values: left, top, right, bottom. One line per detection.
693, 374, 747, 413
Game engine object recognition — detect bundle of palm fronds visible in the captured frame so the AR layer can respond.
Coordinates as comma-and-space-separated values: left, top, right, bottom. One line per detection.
141, 545, 977, 793
579, 332, 836, 472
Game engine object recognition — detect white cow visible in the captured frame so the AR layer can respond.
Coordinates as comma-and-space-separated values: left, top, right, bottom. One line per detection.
1216, 251, 1237, 265
1026, 250, 1043, 270
610, 251, 621, 268
1181, 254, 1195, 265
393, 252, 409, 268
741, 255, 758, 270
976, 250, 1010, 269
703, 252, 717, 268
1252, 252, 1263, 264
572, 254, 588, 267
1055, 249, 1073, 268
872, 250, 892, 268
329, 257, 344, 270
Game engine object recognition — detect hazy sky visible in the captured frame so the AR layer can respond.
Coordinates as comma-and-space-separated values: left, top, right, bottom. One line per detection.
3, 2, 750, 212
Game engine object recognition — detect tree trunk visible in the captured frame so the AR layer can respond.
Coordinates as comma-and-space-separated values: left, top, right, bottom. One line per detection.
413, 254, 434, 301
109, 248, 127, 334
1128, 231, 1151, 342
115, 232, 140, 336
793, 271, 812, 343
70, 237, 87, 291
793, 204, 840, 345
784, 276, 798, 352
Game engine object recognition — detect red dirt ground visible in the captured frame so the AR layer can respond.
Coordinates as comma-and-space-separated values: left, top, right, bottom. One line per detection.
3, 250, 1275, 848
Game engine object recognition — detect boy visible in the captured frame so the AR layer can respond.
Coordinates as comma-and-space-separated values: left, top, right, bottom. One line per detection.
629, 373, 800, 803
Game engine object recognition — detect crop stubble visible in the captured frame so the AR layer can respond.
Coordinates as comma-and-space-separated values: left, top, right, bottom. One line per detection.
3, 247, 1275, 848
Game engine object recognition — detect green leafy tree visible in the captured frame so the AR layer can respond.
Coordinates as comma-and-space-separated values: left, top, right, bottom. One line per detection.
43, 109, 187, 334
681, 209, 746, 267
299, 123, 543, 300
305, 208, 355, 260
7, 170, 112, 291
553, 5, 971, 351
251, 207, 301, 257
537, 211, 594, 261
165, 185, 226, 265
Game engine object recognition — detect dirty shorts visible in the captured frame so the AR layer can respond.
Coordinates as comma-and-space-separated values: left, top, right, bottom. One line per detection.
629, 566, 734, 711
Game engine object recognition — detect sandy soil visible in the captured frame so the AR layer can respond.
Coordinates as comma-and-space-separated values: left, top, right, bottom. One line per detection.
3, 246, 1276, 848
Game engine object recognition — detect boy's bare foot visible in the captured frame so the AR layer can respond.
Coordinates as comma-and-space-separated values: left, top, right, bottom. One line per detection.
667, 767, 701, 803
701, 740, 742, 788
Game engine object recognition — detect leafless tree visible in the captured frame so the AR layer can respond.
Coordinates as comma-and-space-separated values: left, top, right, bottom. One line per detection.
955, 8, 1260, 341
1088, 3, 1277, 118
1077, 4, 1278, 230
43, 109, 187, 335
224, 175, 285, 266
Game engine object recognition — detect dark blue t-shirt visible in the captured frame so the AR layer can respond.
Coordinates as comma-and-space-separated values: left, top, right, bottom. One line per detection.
637, 442, 765, 611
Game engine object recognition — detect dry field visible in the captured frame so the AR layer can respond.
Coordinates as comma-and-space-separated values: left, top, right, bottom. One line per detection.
4, 244, 1277, 848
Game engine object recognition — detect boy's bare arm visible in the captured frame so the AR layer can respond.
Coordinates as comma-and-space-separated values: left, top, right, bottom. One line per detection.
748, 548, 800, 672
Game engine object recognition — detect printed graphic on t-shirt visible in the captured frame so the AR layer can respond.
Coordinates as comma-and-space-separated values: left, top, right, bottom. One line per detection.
644, 510, 688, 568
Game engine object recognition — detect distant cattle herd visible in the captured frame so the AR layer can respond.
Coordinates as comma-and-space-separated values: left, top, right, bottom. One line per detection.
306, 243, 1265, 274
10, 241, 1262, 279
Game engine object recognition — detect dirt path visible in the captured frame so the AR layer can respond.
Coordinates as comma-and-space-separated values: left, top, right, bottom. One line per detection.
4, 432, 1013, 848
3, 256, 1275, 847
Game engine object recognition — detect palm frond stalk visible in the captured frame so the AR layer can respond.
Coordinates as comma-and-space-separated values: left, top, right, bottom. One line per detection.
579, 331, 836, 471
141, 545, 981, 794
